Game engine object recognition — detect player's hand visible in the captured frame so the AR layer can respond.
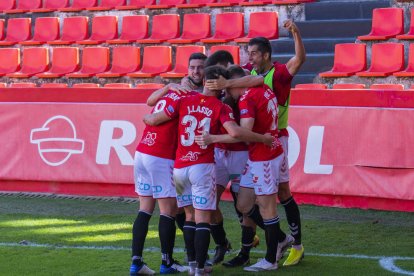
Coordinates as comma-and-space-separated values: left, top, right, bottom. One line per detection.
283, 20, 298, 34
195, 132, 214, 147
168, 83, 191, 95
205, 76, 228, 90
262, 133, 275, 147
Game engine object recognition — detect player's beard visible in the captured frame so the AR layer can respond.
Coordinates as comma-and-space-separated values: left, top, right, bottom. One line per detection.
188, 77, 203, 87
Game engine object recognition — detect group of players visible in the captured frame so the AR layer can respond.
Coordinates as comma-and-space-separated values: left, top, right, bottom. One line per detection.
129, 19, 306, 276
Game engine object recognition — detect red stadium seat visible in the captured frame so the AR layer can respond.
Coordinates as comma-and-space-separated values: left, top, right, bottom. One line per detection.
4, 0, 41, 13
127, 46, 172, 78
235, 12, 278, 43
107, 15, 148, 44
176, 0, 216, 8
295, 83, 328, 89
104, 83, 132, 88
10, 82, 37, 88
97, 46, 140, 78
66, 47, 110, 78
37, 47, 79, 78
358, 8, 404, 40
240, 0, 272, 6
210, 45, 240, 64
136, 14, 179, 44
0, 48, 20, 77
78, 16, 118, 45
116, 0, 156, 9
207, 0, 247, 7
20, 17, 60, 46
87, 0, 126, 10
168, 14, 210, 44
397, 9, 414, 40
7, 48, 49, 78
0, 0, 15, 12
0, 20, 5, 41
0, 18, 31, 46
48, 17, 89, 45
394, 44, 414, 77
31, 0, 70, 12
370, 83, 404, 90
59, 0, 97, 11
146, 0, 185, 8
319, 44, 367, 77
0, 83, 7, 88
136, 83, 165, 89
73, 83, 100, 88
41, 83, 69, 88
161, 46, 206, 78
356, 43, 404, 77
201, 13, 244, 43
332, 83, 366, 89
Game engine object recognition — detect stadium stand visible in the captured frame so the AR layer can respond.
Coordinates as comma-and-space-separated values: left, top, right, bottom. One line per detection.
72, 83, 100, 88
7, 48, 49, 78
107, 15, 149, 44
146, 0, 186, 9
319, 44, 366, 77
10, 82, 37, 88
356, 43, 404, 77
175, 0, 216, 8
37, 47, 80, 78
0, 18, 31, 46
4, 0, 42, 13
396, 8, 414, 40
77, 16, 118, 45
295, 83, 328, 89
41, 83, 69, 88
167, 13, 210, 44
201, 12, 244, 43
48, 17, 89, 45
235, 11, 278, 43
0, 48, 20, 77
136, 83, 165, 89
136, 14, 180, 43
394, 44, 414, 77
0, 20, 4, 40
332, 83, 366, 89
66, 47, 110, 78
370, 83, 405, 90
20, 17, 60, 46
127, 46, 172, 77
115, 0, 156, 9
0, 83, 7, 88
96, 46, 140, 78
0, 0, 15, 12
31, 0, 70, 12
104, 83, 132, 88
87, 0, 127, 10
207, 0, 248, 7
161, 45, 206, 78
210, 45, 240, 64
59, 0, 98, 11
357, 8, 404, 40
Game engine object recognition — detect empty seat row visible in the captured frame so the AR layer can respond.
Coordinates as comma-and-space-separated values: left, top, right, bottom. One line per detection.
0, 45, 239, 79
319, 43, 414, 78
0, 0, 312, 13
358, 7, 414, 41
295, 83, 411, 90
0, 82, 165, 89
0, 12, 278, 46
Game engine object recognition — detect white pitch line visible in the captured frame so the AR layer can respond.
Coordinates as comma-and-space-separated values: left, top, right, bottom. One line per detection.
1, 242, 414, 275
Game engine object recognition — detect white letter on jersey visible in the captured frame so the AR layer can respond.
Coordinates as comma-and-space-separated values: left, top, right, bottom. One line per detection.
96, 120, 136, 165
304, 126, 333, 175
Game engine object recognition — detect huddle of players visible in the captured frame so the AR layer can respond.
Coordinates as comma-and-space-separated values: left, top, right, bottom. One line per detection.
130, 20, 306, 276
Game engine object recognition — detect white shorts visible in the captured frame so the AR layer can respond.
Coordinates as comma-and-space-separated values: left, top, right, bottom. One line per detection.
279, 136, 289, 183
239, 154, 283, 196
214, 148, 248, 193
173, 163, 216, 210
134, 151, 176, 199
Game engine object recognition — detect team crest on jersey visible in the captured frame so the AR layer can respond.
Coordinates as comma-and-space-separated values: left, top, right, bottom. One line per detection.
167, 105, 175, 113
180, 151, 200, 162
141, 132, 157, 146
240, 109, 248, 115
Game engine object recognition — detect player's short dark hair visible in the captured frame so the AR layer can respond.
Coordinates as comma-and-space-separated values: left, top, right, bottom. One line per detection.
204, 65, 229, 81
188, 52, 207, 64
248, 37, 272, 60
205, 50, 234, 67
228, 65, 246, 78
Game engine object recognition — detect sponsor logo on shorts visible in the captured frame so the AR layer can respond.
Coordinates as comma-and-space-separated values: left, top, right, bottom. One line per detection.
176, 194, 208, 205
139, 183, 151, 191
180, 151, 200, 162
253, 176, 259, 183
152, 185, 162, 193
141, 132, 157, 146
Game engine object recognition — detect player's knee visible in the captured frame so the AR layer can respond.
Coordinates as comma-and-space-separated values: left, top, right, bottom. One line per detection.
237, 199, 253, 214
277, 182, 291, 202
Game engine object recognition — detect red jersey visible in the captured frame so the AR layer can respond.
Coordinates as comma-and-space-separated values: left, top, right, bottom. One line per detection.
215, 105, 248, 152
243, 62, 293, 137
137, 91, 197, 160
238, 85, 283, 161
166, 93, 235, 168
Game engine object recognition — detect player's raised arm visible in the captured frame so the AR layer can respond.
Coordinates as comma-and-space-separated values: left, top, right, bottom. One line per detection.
223, 121, 273, 146
205, 75, 263, 91
146, 83, 190, 107
284, 19, 306, 76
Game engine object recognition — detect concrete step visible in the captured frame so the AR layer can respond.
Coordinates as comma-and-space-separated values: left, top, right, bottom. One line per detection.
305, 0, 390, 20
295, 19, 372, 38
271, 37, 356, 54
291, 73, 316, 86
273, 53, 334, 74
